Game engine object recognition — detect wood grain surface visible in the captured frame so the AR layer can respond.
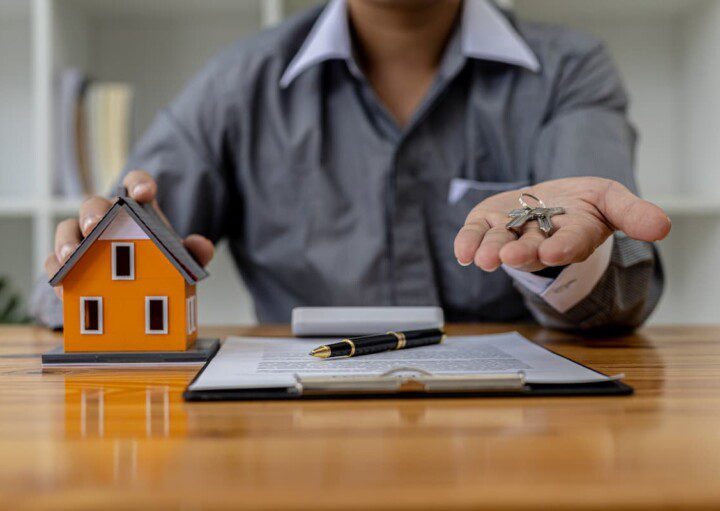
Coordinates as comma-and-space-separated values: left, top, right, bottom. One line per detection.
1, 324, 719, 510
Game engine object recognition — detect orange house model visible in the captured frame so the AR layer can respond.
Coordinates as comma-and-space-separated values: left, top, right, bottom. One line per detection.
49, 194, 208, 352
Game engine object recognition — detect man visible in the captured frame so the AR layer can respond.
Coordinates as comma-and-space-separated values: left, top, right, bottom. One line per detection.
41, 0, 670, 330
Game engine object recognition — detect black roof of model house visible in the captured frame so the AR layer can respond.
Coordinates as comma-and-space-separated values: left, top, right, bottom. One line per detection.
49, 194, 209, 286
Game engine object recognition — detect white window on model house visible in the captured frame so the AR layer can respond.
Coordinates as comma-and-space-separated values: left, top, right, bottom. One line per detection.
111, 242, 135, 280
80, 297, 103, 334
186, 296, 197, 334
145, 296, 168, 334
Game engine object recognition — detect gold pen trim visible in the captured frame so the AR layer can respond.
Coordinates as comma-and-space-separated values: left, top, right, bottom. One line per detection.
310, 346, 331, 358
398, 332, 406, 349
341, 339, 356, 358
388, 331, 407, 350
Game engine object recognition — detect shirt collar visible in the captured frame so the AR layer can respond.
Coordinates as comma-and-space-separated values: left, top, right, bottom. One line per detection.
280, 0, 540, 89
461, 0, 540, 72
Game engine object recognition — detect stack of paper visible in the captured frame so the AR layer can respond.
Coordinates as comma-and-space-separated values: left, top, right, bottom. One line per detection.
189, 332, 613, 392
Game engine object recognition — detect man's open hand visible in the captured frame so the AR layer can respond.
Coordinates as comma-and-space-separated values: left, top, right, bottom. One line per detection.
454, 177, 671, 273
45, 170, 215, 298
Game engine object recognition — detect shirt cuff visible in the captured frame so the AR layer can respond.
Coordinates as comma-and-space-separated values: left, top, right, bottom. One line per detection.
502, 236, 614, 313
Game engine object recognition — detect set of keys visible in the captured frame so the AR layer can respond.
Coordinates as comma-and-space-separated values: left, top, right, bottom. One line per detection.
505, 193, 565, 235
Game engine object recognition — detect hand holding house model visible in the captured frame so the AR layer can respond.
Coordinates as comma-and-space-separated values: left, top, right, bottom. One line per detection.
46, 189, 216, 362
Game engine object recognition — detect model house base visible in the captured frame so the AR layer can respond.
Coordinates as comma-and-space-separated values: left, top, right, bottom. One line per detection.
41, 338, 220, 367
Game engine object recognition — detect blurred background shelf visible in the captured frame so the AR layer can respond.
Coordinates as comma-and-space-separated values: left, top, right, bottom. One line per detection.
1, 0, 718, 324
0, 200, 36, 218
49, 198, 85, 215
652, 196, 720, 216
0, 198, 85, 217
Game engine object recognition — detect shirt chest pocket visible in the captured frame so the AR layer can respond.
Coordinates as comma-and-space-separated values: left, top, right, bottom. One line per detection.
427, 178, 530, 318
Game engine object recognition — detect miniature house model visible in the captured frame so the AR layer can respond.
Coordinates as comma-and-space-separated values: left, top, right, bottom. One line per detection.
49, 194, 208, 352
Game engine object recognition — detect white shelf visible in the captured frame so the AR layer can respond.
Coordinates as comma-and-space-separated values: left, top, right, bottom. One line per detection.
0, 199, 36, 217
650, 196, 720, 216
0, 198, 83, 217
49, 198, 83, 216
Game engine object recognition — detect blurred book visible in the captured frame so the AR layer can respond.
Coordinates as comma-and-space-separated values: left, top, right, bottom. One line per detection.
54, 69, 134, 198
86, 82, 134, 195
54, 69, 87, 198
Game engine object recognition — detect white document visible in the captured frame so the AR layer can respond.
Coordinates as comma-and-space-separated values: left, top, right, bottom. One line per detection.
189, 332, 609, 391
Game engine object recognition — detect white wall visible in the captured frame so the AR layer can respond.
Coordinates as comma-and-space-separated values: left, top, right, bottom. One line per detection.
0, 12, 33, 198
0, 5, 34, 311
682, 0, 720, 196
654, 1, 720, 323
0, 219, 33, 307
88, 13, 260, 146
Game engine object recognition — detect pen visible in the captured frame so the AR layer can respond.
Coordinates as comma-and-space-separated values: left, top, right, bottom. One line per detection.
309, 328, 445, 359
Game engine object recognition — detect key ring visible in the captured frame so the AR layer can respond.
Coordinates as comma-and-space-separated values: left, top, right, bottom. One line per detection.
518, 193, 545, 210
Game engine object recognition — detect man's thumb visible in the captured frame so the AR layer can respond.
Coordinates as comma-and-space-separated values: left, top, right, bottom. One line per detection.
599, 180, 671, 242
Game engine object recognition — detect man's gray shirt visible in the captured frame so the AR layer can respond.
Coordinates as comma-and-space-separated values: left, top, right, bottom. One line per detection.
35, 0, 662, 330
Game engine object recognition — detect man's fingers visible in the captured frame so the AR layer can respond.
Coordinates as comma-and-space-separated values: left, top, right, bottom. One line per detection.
454, 218, 491, 266
122, 170, 171, 227
475, 227, 517, 271
598, 180, 671, 242
184, 234, 215, 267
123, 170, 157, 203
44, 253, 61, 278
499, 226, 546, 272
55, 219, 82, 263
78, 197, 113, 236
44, 254, 63, 299
538, 224, 599, 266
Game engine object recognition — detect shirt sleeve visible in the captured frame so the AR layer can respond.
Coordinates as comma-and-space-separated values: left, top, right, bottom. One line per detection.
503, 236, 613, 312
519, 41, 663, 330
121, 54, 237, 242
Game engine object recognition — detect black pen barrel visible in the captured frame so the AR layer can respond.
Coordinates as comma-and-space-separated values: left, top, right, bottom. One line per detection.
329, 333, 396, 357
328, 329, 444, 357
405, 334, 444, 349
402, 328, 444, 342
354, 337, 399, 356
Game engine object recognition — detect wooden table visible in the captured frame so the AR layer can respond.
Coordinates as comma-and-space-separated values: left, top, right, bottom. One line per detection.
1, 324, 719, 510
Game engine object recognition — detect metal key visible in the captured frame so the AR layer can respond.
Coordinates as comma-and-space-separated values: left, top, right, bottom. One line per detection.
505, 207, 534, 232
505, 206, 566, 235
507, 208, 531, 217
530, 207, 565, 234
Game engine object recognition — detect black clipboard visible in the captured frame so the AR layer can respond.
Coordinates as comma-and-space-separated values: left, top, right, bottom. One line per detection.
183, 345, 633, 402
